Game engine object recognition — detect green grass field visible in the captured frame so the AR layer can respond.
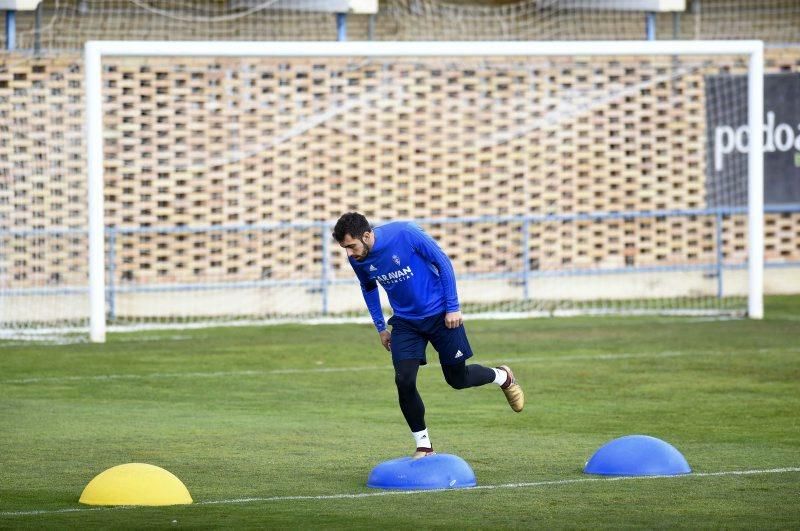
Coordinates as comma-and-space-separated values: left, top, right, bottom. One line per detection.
2, 296, 799, 528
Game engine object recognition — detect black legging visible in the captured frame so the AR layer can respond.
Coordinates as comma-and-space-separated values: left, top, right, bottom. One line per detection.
442, 361, 495, 389
393, 359, 495, 432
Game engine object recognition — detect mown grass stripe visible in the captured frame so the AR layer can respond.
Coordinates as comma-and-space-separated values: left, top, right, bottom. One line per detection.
6, 347, 794, 385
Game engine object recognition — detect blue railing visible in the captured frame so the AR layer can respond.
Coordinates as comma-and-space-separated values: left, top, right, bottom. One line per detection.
2, 205, 800, 318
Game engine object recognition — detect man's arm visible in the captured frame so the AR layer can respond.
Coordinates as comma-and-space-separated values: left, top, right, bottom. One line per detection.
362, 279, 392, 349
353, 265, 386, 333
405, 224, 460, 314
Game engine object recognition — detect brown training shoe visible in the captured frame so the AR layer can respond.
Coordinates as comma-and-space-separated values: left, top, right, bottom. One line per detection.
412, 447, 435, 459
498, 365, 524, 412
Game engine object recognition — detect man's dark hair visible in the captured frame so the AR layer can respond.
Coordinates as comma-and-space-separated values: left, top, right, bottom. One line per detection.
332, 212, 372, 243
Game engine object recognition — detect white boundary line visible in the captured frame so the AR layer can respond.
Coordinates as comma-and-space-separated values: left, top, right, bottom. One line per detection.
0, 309, 749, 343
5, 347, 796, 385
2, 467, 798, 517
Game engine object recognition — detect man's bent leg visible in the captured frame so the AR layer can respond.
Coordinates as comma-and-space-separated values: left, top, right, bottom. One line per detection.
441, 361, 495, 390
429, 316, 525, 412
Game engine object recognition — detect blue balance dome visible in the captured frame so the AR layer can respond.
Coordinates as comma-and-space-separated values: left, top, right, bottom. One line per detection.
367, 453, 477, 490
584, 435, 691, 476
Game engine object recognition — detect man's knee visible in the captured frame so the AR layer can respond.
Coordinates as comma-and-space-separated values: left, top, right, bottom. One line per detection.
443, 365, 469, 390
395, 371, 416, 391
447, 378, 469, 390
394, 361, 419, 392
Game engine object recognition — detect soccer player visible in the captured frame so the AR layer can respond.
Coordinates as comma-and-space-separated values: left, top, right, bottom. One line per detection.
333, 212, 524, 459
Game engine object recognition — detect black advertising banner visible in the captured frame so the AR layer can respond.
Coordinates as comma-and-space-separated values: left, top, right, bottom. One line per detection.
705, 73, 800, 207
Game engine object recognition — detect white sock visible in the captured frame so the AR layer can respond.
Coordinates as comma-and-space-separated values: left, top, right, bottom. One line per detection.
413, 429, 432, 449
492, 367, 508, 386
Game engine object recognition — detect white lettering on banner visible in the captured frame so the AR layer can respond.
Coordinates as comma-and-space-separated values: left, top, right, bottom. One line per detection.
713, 111, 800, 171
374, 266, 414, 285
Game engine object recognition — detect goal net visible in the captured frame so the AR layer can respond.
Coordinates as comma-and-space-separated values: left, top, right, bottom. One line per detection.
3, 0, 798, 48
0, 40, 765, 342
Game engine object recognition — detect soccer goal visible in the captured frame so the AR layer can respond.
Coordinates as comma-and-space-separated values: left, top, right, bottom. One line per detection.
0, 41, 769, 342
75, 40, 767, 342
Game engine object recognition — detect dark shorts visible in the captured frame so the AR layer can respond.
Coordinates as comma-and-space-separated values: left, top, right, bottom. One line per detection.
388, 313, 473, 367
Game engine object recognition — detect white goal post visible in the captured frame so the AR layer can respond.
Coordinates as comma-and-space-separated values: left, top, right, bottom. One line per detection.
84, 40, 765, 343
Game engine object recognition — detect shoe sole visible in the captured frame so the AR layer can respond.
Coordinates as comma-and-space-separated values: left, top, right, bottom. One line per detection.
412, 450, 435, 459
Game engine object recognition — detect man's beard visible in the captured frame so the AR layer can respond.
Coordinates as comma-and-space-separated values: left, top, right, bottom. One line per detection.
354, 238, 371, 261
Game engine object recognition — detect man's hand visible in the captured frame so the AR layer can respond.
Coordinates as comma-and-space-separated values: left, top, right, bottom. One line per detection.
444, 311, 463, 329
379, 329, 392, 351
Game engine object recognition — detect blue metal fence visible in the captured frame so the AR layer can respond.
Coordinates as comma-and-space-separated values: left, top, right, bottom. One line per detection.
2, 205, 799, 319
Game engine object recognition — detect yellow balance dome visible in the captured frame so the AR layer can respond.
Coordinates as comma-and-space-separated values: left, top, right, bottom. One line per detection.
79, 463, 193, 506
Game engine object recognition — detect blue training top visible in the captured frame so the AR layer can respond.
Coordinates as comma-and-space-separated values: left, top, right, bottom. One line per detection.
348, 222, 459, 332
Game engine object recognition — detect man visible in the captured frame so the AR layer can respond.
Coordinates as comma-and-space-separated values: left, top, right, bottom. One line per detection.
333, 212, 524, 459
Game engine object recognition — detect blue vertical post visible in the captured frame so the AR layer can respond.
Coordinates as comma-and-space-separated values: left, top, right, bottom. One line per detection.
715, 212, 723, 299
107, 228, 117, 321
34, 3, 41, 55
5, 10, 16, 51
522, 219, 531, 300
321, 224, 330, 315
646, 12, 656, 41
672, 11, 680, 39
367, 13, 376, 40
336, 13, 347, 41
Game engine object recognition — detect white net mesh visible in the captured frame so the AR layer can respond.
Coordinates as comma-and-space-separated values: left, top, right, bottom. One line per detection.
71, 50, 754, 329
2, 0, 797, 337
0, 0, 798, 53
0, 57, 89, 337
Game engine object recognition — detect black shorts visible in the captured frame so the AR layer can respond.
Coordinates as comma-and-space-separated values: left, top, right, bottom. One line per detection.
388, 312, 473, 367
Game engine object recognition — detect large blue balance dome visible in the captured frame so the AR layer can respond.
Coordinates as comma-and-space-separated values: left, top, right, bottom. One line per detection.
584, 435, 691, 476
367, 453, 477, 490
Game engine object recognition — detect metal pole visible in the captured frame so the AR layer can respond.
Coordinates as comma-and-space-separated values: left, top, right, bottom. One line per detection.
715, 212, 723, 299
368, 13, 376, 41
646, 12, 656, 41
107, 229, 116, 321
85, 43, 107, 342
321, 224, 330, 315
336, 13, 347, 42
672, 12, 680, 39
522, 219, 531, 300
85, 40, 767, 59
5, 10, 16, 51
34, 3, 41, 55
747, 43, 765, 319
